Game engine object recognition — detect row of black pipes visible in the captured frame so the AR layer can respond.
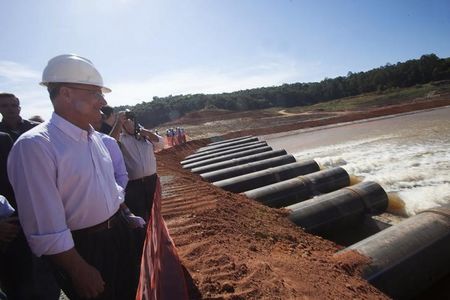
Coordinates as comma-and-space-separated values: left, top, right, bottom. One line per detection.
181, 136, 450, 299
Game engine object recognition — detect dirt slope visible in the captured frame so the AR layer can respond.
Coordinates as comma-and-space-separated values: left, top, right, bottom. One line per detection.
157, 142, 388, 299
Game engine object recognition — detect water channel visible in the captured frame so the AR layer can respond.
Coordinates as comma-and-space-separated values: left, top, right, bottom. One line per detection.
263, 106, 450, 216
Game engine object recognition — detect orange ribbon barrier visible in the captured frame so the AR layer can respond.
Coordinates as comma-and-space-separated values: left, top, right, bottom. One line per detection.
163, 135, 189, 149
135, 178, 189, 300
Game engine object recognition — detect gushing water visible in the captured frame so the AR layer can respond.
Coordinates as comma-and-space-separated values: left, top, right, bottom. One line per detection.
288, 107, 450, 216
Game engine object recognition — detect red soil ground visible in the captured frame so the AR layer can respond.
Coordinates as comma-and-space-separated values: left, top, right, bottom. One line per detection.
156, 97, 449, 299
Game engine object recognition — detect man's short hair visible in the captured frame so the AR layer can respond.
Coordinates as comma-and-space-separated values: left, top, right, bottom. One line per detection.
0, 93, 18, 100
45, 83, 67, 102
100, 105, 114, 118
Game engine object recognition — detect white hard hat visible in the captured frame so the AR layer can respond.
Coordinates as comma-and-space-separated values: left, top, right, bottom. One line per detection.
40, 54, 111, 93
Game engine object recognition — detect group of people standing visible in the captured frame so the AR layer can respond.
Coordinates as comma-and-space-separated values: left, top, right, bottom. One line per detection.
165, 127, 186, 146
0, 54, 164, 299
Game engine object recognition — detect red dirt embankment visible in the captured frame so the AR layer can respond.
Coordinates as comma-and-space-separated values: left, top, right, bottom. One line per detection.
157, 142, 388, 299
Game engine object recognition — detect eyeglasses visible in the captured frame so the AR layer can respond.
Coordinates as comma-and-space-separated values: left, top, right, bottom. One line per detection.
65, 85, 105, 101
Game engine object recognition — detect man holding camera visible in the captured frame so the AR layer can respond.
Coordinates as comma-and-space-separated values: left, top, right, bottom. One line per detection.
117, 113, 163, 262
119, 113, 164, 222
99, 105, 115, 135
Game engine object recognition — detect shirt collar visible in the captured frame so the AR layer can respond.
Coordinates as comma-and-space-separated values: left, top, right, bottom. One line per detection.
49, 112, 94, 142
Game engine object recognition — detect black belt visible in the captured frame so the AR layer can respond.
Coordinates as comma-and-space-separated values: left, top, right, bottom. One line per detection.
72, 210, 122, 236
128, 173, 157, 184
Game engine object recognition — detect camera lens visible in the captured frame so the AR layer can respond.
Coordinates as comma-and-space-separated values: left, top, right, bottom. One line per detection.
125, 110, 135, 120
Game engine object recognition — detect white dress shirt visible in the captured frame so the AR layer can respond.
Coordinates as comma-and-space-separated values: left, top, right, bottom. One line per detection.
7, 113, 123, 257
99, 132, 128, 189
119, 132, 164, 180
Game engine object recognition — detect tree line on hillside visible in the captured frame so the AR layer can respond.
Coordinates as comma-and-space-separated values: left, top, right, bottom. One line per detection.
115, 54, 450, 128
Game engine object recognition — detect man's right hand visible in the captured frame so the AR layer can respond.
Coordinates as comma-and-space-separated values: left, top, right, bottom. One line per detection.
48, 248, 105, 299
110, 111, 127, 141
0, 217, 19, 243
116, 111, 126, 126
71, 261, 105, 298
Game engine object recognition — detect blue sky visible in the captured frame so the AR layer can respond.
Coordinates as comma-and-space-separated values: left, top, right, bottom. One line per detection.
1, 0, 449, 120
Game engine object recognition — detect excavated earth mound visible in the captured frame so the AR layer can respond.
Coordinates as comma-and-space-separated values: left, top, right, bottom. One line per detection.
170, 97, 450, 140
157, 142, 388, 299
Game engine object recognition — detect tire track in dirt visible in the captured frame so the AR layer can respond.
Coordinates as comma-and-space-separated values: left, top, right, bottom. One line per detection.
159, 176, 218, 219
157, 142, 287, 298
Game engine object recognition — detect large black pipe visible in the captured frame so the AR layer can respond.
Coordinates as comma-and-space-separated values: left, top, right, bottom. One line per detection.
207, 135, 253, 147
287, 181, 388, 233
196, 137, 259, 153
184, 140, 265, 160
337, 207, 450, 299
183, 146, 272, 170
244, 167, 350, 207
214, 160, 320, 193
323, 215, 391, 247
191, 149, 287, 174
201, 155, 297, 182
181, 141, 268, 165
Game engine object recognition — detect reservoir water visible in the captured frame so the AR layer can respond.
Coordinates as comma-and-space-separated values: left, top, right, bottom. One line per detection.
263, 106, 450, 216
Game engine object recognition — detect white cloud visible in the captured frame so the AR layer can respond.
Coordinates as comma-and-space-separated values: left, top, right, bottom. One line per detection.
0, 61, 51, 120
0, 61, 40, 82
106, 56, 324, 108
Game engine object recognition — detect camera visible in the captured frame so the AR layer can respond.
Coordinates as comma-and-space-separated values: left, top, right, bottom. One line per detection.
125, 110, 135, 120
124, 109, 140, 136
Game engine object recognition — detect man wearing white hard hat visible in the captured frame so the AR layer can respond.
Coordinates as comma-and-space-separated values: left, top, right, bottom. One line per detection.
7, 54, 140, 299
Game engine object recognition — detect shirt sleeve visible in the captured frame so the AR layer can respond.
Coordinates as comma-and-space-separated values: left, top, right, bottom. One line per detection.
103, 138, 129, 189
7, 137, 74, 257
153, 134, 165, 151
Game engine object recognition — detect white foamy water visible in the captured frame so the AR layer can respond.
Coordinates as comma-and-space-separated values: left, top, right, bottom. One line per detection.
265, 106, 450, 216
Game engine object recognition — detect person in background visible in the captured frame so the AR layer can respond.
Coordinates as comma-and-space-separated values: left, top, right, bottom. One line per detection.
175, 127, 181, 145
120, 115, 164, 222
118, 113, 164, 260
0, 125, 59, 300
165, 128, 171, 147
0, 194, 18, 249
0, 93, 39, 142
99, 105, 115, 135
8, 54, 140, 299
0, 194, 18, 300
171, 128, 176, 146
180, 127, 187, 144
92, 113, 128, 189
0, 133, 14, 208
92, 114, 146, 230
100, 105, 129, 143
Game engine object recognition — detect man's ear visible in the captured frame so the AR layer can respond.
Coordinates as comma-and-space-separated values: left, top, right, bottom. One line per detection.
58, 87, 72, 104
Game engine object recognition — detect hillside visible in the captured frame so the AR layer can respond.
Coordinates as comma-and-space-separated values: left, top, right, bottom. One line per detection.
121, 54, 450, 129
160, 87, 450, 139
